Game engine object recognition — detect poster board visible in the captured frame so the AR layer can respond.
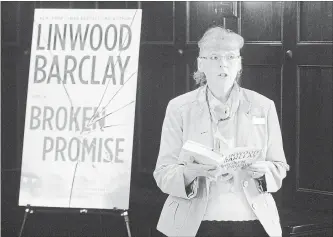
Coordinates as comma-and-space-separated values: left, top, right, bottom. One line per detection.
18, 9, 142, 210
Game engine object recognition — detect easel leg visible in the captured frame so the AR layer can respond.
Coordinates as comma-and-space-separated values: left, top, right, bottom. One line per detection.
18, 205, 33, 237
121, 211, 132, 237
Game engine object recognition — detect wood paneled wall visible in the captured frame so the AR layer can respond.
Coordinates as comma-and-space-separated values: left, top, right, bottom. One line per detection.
2, 2, 332, 237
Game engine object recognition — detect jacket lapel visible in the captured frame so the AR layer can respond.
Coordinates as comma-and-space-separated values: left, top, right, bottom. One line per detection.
236, 90, 253, 147
192, 85, 214, 148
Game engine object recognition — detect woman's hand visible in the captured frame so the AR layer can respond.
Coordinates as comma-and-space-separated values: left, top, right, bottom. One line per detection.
183, 159, 230, 185
243, 161, 271, 179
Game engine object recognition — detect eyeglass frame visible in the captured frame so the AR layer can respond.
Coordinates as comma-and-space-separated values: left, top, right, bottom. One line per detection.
198, 55, 242, 62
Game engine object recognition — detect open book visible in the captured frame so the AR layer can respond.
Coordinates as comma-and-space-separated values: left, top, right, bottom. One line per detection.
182, 140, 262, 171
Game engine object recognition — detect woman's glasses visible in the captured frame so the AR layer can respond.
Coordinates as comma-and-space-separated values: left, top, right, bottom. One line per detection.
198, 55, 241, 62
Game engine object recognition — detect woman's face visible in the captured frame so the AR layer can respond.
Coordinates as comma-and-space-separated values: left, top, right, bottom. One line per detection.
198, 49, 242, 92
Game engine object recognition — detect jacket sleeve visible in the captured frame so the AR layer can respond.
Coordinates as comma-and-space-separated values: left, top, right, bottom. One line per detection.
263, 100, 290, 193
153, 101, 198, 199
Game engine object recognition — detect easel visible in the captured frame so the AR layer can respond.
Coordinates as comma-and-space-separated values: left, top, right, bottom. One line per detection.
18, 205, 132, 237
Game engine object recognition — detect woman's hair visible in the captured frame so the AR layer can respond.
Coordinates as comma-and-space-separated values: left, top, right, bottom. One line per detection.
193, 26, 244, 86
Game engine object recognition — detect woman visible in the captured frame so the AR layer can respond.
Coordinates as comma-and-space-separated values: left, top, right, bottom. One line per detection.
153, 27, 290, 237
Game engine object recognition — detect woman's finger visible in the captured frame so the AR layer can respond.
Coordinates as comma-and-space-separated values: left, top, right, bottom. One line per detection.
248, 163, 266, 168
246, 165, 269, 175
248, 170, 265, 178
186, 163, 217, 171
247, 166, 265, 171
248, 163, 270, 170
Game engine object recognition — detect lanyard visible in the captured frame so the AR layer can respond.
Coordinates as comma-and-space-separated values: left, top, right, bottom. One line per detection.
205, 87, 234, 151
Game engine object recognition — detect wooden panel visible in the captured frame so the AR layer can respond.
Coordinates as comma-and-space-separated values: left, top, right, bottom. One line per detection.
186, 54, 200, 91
141, 2, 174, 43
1, 1, 19, 44
241, 1, 282, 42
299, 2, 333, 42
137, 46, 176, 173
1, 170, 22, 237
37, 1, 71, 8
224, 17, 238, 33
1, 46, 19, 170
71, 1, 97, 9
298, 67, 333, 193
188, 2, 238, 42
242, 44, 283, 66
242, 66, 282, 115
19, 2, 34, 48
98, 1, 128, 9
296, 45, 333, 66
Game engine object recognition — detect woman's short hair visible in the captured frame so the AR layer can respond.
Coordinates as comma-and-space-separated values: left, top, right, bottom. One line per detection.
193, 26, 244, 86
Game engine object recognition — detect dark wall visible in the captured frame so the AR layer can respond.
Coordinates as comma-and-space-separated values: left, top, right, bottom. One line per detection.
2, 1, 332, 237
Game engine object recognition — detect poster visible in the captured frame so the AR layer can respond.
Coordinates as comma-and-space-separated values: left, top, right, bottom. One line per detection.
18, 9, 142, 210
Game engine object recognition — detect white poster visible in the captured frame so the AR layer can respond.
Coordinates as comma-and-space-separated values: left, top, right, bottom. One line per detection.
19, 9, 142, 210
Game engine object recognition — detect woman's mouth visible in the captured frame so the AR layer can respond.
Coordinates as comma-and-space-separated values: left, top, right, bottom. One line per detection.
218, 73, 228, 78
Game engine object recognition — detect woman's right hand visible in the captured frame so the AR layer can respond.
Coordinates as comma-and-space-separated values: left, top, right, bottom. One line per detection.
183, 161, 227, 186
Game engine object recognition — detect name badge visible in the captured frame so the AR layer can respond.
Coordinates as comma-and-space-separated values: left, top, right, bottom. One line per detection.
252, 116, 266, 125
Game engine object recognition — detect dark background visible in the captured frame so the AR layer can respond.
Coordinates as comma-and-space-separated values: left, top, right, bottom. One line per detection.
2, 1, 332, 237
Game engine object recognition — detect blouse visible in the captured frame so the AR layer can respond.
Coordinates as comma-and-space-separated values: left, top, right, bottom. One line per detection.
203, 84, 258, 221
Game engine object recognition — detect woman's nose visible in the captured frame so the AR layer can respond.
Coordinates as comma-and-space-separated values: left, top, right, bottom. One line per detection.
219, 59, 228, 68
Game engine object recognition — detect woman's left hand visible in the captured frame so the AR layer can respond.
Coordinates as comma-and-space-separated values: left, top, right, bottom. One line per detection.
243, 161, 271, 179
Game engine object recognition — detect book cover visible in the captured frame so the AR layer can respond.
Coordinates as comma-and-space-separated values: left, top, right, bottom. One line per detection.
182, 140, 262, 171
